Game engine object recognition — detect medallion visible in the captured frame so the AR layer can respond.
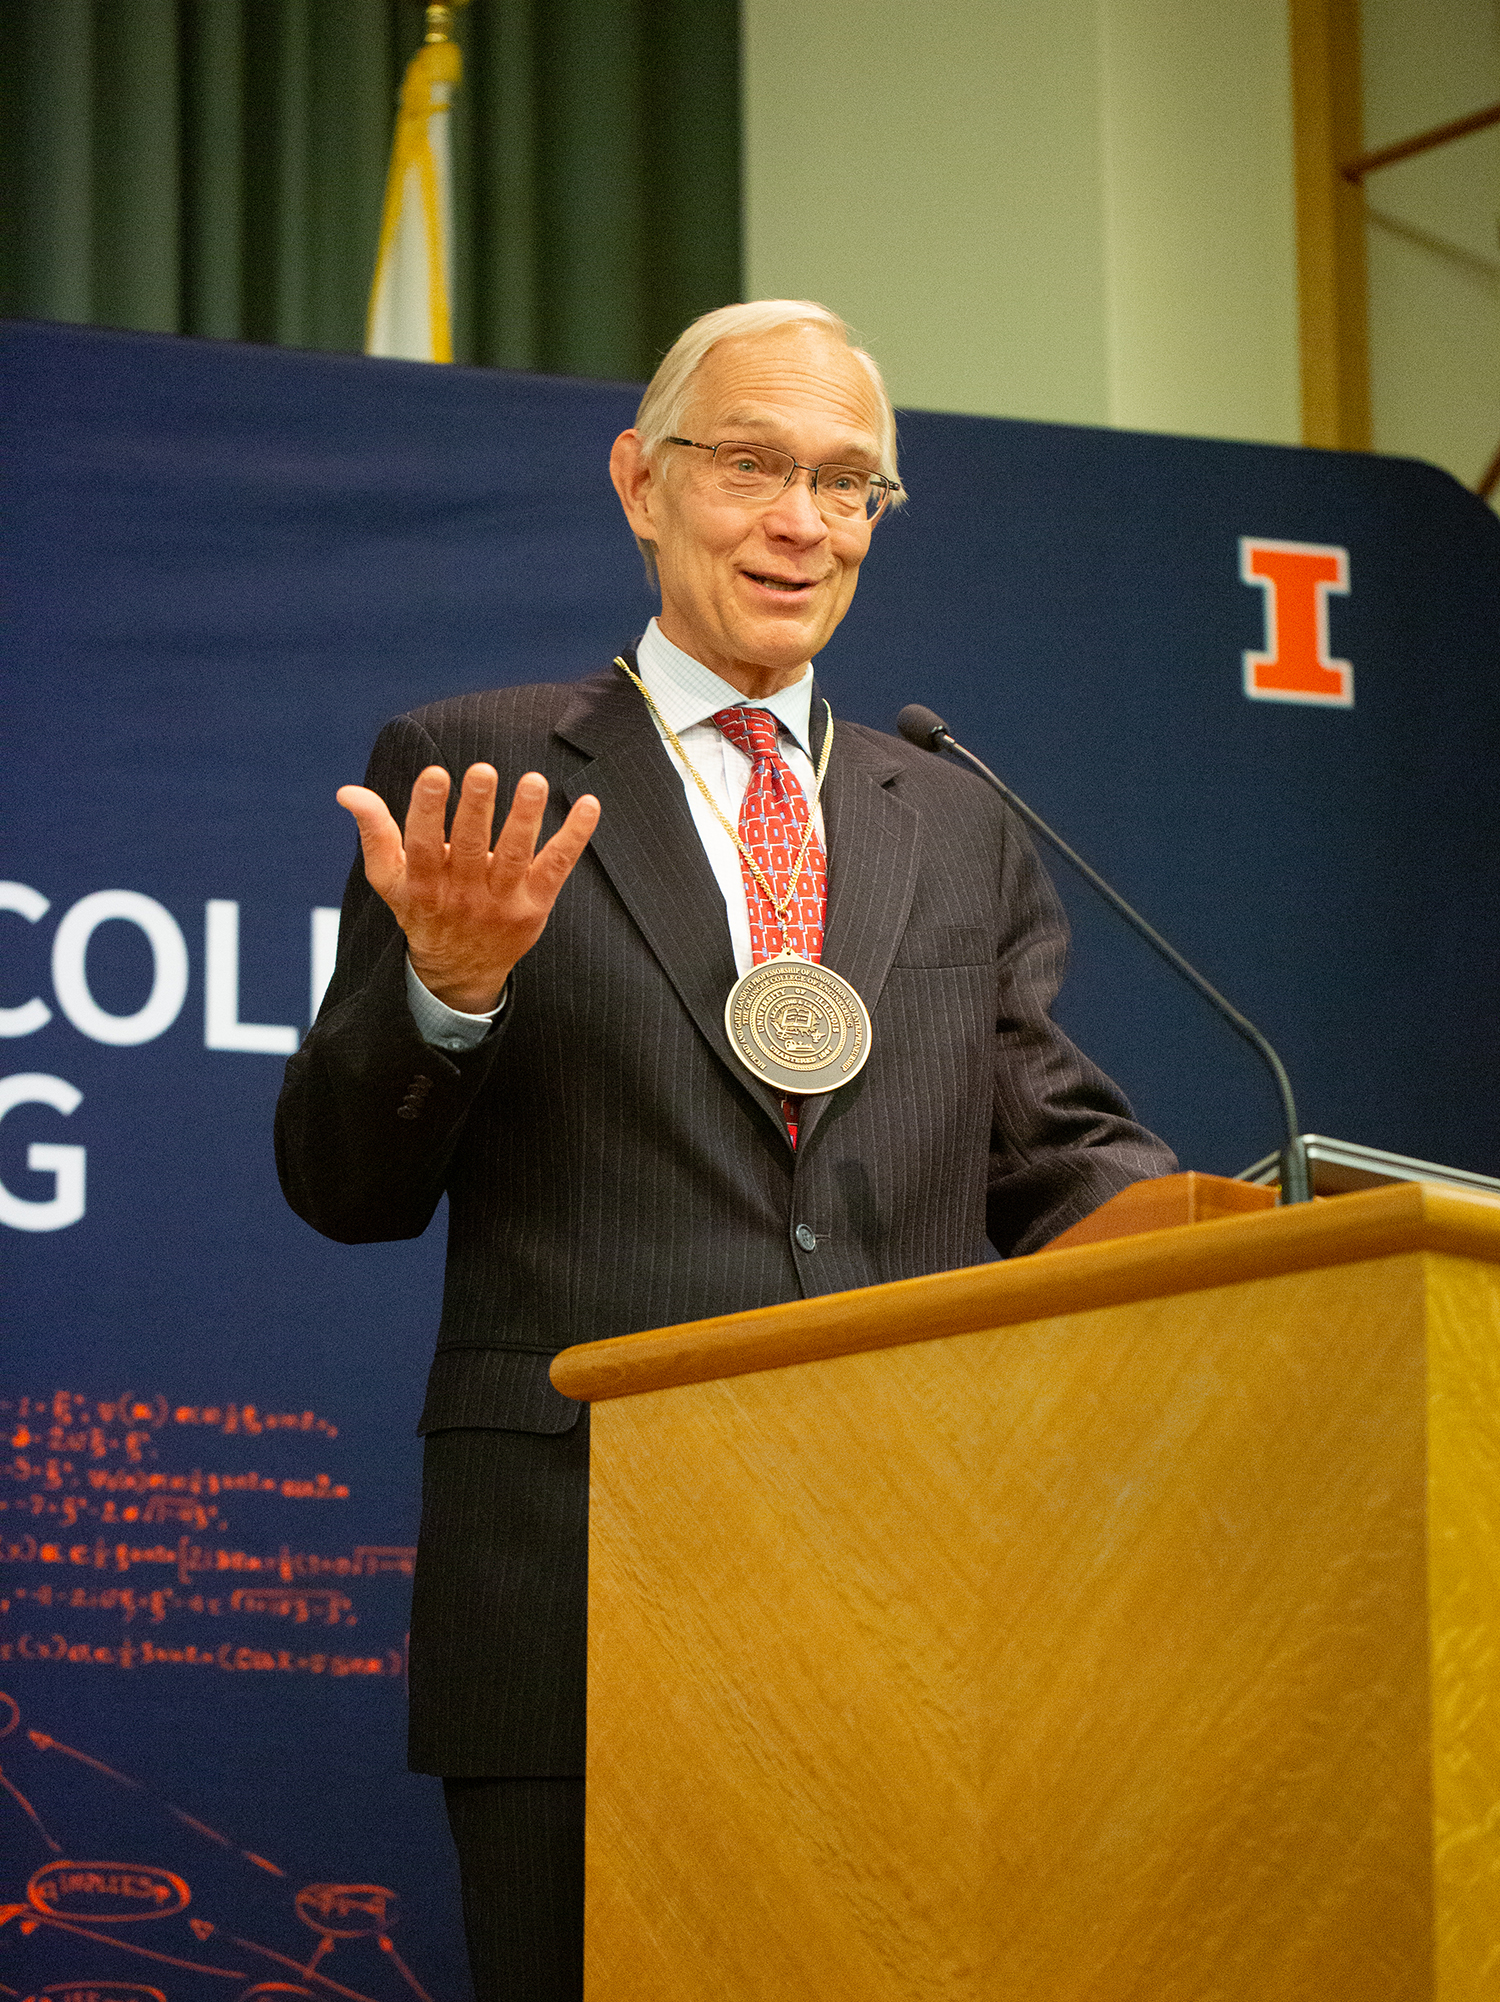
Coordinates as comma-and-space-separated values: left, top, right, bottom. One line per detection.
724, 953, 872, 1095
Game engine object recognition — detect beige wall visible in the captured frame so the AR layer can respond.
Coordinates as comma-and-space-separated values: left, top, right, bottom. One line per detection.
745, 0, 1499, 497
743, 0, 1113, 426
743, 0, 1301, 443
1361, 0, 1500, 494
1098, 0, 1299, 440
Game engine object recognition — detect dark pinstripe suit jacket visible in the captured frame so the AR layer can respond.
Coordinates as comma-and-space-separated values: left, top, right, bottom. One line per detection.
275, 657, 1175, 1775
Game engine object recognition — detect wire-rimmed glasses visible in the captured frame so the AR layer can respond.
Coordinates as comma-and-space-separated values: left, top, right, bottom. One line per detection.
664, 437, 901, 523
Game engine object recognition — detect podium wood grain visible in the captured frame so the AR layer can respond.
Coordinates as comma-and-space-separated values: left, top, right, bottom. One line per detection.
560, 1187, 1500, 2000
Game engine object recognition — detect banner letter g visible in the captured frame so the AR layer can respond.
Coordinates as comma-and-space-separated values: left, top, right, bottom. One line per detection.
0, 1074, 86, 1231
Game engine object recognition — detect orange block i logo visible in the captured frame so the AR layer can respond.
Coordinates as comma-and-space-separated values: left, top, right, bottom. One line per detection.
1239, 537, 1353, 707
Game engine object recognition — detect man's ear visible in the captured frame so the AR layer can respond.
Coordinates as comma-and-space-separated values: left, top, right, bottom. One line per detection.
610, 430, 658, 539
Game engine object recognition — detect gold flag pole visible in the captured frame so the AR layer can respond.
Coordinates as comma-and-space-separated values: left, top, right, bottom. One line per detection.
365, 0, 472, 361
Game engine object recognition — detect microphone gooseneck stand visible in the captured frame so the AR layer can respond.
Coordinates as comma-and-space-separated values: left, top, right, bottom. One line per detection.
896, 704, 1312, 1206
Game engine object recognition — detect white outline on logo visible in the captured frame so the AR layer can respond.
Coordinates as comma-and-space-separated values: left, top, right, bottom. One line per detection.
1240, 536, 1353, 708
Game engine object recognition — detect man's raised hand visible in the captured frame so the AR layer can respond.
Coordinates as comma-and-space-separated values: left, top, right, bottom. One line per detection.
337, 764, 601, 1014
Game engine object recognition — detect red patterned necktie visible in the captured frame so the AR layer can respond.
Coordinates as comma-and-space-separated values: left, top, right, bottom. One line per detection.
712, 705, 827, 1147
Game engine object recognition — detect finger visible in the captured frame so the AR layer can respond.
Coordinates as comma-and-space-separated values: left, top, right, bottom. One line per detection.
402, 766, 455, 880
338, 785, 405, 896
527, 794, 601, 902
446, 764, 501, 874
489, 772, 552, 881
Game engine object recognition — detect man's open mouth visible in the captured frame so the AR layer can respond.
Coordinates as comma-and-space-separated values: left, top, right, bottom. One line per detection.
746, 572, 814, 592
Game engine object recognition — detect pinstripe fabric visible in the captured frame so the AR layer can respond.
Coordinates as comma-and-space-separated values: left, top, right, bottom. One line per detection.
420, 1347, 579, 1436
275, 654, 1176, 1776
411, 1423, 589, 1773
443, 1777, 584, 2002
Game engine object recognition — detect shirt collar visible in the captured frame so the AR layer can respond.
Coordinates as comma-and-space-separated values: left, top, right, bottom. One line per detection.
634, 618, 815, 753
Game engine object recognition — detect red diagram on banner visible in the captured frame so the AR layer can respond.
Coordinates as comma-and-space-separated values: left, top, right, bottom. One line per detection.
1239, 536, 1353, 707
0, 1687, 437, 2001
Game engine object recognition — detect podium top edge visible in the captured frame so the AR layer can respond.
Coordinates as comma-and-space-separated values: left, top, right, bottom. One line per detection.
550, 1180, 1500, 1404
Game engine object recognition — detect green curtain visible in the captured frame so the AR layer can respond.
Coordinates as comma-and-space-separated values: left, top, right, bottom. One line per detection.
0, 0, 741, 382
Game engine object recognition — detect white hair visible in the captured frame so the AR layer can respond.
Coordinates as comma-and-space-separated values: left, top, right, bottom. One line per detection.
634, 299, 901, 484
627, 299, 904, 584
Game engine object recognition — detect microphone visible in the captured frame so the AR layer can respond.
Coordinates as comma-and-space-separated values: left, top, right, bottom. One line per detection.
897, 704, 1312, 1205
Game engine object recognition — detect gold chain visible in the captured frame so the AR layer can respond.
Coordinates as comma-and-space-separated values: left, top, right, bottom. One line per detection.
614, 655, 832, 936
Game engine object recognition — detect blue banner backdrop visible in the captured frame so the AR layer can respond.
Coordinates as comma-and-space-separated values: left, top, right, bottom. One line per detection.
3, 320, 1498, 2002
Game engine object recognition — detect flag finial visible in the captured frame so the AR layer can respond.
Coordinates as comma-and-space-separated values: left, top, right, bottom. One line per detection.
424, 0, 470, 44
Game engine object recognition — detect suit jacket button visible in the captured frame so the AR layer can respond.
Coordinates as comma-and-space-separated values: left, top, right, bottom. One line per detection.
793, 1223, 818, 1252
397, 1074, 432, 1119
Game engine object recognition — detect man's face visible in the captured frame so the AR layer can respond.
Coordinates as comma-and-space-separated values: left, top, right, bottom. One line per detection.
611, 324, 887, 695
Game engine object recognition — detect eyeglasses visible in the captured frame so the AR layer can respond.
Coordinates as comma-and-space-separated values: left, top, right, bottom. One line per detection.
664, 437, 901, 523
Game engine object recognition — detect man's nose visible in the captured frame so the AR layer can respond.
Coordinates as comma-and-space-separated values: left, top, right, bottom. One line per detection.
761, 467, 827, 539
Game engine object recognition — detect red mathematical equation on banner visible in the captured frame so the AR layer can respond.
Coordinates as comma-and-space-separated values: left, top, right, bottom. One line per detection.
6, 1584, 354, 1627
1, 1389, 416, 1695
5, 1476, 351, 1536
3, 1390, 350, 1536
3, 1546, 414, 1634
1, 1639, 405, 1675
2, 1537, 412, 1586
3, 1392, 340, 1439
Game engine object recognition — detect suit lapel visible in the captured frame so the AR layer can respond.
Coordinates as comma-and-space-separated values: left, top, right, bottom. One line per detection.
555, 661, 790, 1138
555, 663, 922, 1155
797, 690, 921, 1152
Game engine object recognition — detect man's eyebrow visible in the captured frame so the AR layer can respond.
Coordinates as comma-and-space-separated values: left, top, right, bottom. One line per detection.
712, 408, 881, 462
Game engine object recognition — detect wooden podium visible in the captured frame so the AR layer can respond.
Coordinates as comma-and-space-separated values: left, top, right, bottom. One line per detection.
550, 1180, 1500, 2000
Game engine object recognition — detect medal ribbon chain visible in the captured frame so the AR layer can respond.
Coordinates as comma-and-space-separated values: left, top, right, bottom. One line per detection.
614, 655, 833, 943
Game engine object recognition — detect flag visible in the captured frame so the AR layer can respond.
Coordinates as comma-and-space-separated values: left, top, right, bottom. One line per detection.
365, 36, 462, 362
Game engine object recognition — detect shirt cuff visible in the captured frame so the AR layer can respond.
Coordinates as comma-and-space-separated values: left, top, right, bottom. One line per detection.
404, 956, 507, 1051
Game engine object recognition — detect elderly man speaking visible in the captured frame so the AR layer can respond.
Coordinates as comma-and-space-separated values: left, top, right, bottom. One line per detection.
275, 300, 1173, 2002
